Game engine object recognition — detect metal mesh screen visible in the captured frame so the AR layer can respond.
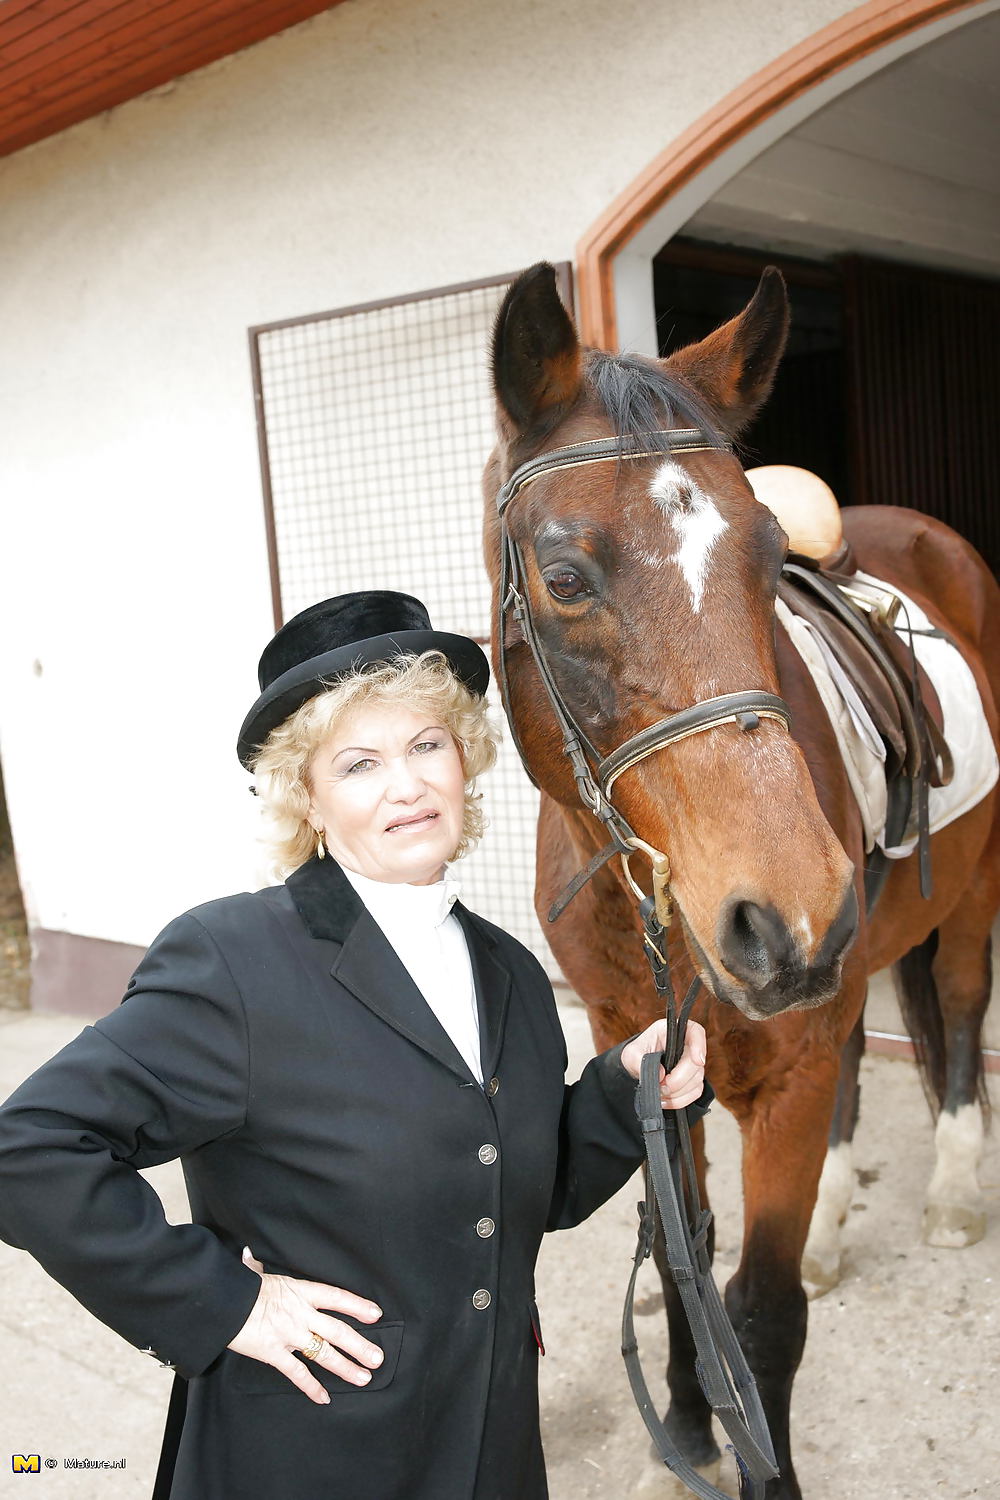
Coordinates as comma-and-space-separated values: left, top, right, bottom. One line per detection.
249, 269, 573, 977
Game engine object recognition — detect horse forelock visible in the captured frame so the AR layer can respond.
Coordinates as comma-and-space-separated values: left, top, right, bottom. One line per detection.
584, 349, 727, 451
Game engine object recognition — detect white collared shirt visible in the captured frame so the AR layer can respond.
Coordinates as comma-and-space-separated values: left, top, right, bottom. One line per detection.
338, 862, 484, 1086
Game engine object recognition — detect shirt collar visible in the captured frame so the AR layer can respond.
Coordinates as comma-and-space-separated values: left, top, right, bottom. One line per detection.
338, 861, 462, 930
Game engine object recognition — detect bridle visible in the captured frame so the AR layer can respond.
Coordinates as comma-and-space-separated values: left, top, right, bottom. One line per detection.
494, 426, 785, 1499
495, 427, 791, 931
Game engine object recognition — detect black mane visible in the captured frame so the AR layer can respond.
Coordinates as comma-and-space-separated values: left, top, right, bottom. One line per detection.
586, 349, 727, 451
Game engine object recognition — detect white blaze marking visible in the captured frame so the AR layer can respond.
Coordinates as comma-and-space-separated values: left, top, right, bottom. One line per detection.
649, 458, 728, 612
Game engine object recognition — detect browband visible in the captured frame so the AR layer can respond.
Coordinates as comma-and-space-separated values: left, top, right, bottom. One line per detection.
495, 428, 730, 516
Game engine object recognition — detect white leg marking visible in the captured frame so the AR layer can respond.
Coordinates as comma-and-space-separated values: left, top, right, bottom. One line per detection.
649, 459, 728, 613
924, 1103, 986, 1248
802, 1142, 853, 1298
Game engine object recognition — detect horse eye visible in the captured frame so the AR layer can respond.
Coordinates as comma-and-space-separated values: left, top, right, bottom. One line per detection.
546, 569, 586, 600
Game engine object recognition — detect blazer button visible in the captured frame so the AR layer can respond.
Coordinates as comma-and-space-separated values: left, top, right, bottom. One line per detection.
478, 1144, 497, 1165
472, 1289, 492, 1310
486, 1077, 500, 1097
476, 1217, 495, 1238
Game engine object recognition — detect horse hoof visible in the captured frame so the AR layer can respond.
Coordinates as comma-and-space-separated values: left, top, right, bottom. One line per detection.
800, 1249, 841, 1299
922, 1202, 987, 1248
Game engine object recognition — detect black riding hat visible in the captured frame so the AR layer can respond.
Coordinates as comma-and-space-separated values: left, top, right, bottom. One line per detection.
237, 590, 491, 769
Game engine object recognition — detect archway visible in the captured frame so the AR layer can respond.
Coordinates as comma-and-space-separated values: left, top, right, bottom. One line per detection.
575, 0, 997, 351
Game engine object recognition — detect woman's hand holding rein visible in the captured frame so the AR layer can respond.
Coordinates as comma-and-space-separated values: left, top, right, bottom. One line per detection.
620, 1019, 707, 1109
227, 1249, 384, 1404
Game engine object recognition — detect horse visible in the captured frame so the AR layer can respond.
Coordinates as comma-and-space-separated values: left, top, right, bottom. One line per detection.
480, 262, 1000, 1500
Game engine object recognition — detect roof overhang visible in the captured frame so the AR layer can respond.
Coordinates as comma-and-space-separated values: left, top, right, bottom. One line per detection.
0, 0, 346, 161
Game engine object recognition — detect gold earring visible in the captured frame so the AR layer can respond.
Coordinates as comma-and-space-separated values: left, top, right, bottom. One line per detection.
315, 828, 326, 860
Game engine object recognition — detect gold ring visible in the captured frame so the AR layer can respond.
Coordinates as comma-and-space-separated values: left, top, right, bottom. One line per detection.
300, 1335, 325, 1361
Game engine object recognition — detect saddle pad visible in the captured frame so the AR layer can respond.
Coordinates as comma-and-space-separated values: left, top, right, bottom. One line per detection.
777, 572, 998, 858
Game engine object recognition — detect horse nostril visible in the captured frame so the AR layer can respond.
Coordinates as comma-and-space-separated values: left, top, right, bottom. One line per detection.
732, 903, 770, 975
817, 880, 859, 970
719, 899, 795, 991
716, 880, 858, 1007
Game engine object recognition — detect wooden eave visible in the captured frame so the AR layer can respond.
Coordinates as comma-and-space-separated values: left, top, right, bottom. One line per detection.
0, 0, 346, 160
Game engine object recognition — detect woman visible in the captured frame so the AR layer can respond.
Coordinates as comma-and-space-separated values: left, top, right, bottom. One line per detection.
0, 590, 709, 1500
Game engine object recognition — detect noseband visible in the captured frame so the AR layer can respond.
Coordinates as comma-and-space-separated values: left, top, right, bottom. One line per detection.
495, 428, 791, 927
494, 426, 785, 1500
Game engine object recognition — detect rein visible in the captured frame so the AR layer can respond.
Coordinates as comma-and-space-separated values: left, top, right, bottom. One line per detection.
495, 428, 783, 1499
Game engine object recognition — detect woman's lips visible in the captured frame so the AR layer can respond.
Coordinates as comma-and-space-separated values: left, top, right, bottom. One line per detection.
386, 812, 439, 834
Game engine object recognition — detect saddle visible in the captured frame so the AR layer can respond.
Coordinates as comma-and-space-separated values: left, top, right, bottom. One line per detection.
748, 466, 954, 909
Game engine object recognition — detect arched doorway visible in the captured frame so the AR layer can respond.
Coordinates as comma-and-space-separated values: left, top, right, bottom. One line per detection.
576, 0, 998, 351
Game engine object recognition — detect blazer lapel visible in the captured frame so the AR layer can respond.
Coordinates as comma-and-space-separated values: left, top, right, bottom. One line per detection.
453, 902, 512, 1084
334, 911, 479, 1082
286, 854, 505, 1085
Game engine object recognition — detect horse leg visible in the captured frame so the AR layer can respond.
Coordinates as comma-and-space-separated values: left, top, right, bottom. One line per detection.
652, 1118, 722, 1475
800, 1007, 865, 1297
898, 891, 995, 1247
724, 1061, 840, 1500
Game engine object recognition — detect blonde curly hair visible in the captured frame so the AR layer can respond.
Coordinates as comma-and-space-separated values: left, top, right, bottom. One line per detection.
249, 650, 501, 879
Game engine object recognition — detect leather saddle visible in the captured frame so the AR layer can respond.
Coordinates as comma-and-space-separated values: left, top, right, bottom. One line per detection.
777, 541, 954, 910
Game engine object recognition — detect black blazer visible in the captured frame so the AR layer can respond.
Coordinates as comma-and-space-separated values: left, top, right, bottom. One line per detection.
0, 854, 710, 1500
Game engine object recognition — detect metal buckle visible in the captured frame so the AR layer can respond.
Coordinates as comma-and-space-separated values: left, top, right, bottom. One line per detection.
837, 579, 902, 628
621, 836, 673, 928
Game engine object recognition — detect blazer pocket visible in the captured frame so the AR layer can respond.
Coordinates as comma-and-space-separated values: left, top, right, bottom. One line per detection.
231, 1321, 405, 1396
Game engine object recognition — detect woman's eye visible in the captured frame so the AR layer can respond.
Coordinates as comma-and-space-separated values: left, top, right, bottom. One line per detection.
545, 569, 587, 600
346, 758, 377, 775
413, 740, 441, 753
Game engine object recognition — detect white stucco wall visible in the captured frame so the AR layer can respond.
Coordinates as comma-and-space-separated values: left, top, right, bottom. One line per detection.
0, 0, 859, 951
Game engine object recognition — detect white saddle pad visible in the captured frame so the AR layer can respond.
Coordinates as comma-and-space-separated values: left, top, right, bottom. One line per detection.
776, 571, 998, 857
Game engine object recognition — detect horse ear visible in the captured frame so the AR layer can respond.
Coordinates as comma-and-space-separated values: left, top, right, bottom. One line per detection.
492, 263, 582, 436
665, 267, 789, 436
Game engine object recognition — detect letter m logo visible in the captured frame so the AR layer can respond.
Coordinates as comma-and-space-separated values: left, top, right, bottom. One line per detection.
12, 1455, 40, 1472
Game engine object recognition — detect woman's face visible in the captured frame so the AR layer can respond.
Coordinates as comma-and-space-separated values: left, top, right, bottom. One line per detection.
306, 701, 467, 885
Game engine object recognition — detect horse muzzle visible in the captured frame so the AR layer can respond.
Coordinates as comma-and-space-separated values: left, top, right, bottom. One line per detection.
707, 880, 859, 1019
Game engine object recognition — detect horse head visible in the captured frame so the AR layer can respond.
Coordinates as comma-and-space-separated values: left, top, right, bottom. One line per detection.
483, 262, 858, 1021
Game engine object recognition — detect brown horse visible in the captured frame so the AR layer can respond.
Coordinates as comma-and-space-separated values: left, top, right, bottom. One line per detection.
481, 263, 1000, 1500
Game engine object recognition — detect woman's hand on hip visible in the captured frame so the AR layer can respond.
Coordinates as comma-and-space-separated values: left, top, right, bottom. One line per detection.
227, 1248, 384, 1405
620, 1019, 707, 1109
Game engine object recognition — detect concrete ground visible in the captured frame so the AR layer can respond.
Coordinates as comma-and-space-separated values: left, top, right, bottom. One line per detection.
0, 998, 997, 1499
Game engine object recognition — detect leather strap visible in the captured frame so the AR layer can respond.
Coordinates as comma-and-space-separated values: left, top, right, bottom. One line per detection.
600, 693, 791, 793
621, 959, 778, 1499
546, 839, 621, 924
496, 430, 725, 516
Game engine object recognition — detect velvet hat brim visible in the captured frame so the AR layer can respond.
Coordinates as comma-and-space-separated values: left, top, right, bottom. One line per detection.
237, 628, 491, 770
